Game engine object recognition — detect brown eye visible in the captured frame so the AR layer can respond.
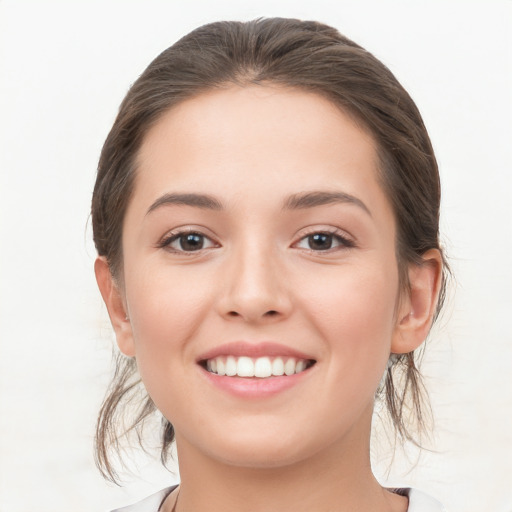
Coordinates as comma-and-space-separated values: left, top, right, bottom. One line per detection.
163, 232, 216, 252
308, 233, 334, 250
178, 233, 204, 251
295, 231, 354, 252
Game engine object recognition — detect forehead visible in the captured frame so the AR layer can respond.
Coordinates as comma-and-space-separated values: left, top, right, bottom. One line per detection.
134, 85, 383, 200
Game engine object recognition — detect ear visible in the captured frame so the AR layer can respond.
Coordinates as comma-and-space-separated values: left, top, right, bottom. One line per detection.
391, 249, 443, 354
94, 256, 136, 357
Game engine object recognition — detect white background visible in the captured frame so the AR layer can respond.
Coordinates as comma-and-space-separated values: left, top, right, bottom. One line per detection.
0, 1, 511, 511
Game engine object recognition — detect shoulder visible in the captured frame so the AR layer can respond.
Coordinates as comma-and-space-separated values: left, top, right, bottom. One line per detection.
110, 486, 177, 512
395, 488, 447, 512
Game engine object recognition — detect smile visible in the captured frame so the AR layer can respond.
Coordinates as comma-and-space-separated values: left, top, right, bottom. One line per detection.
203, 356, 315, 378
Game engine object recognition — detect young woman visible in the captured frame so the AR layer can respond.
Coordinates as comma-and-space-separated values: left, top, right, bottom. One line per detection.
92, 18, 447, 512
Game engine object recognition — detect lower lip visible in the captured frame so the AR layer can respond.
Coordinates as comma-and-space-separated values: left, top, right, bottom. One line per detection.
199, 366, 313, 398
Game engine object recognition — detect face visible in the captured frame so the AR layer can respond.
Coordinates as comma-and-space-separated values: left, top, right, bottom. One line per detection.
116, 86, 406, 468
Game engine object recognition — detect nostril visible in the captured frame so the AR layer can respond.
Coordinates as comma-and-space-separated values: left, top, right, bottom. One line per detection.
224, 309, 282, 320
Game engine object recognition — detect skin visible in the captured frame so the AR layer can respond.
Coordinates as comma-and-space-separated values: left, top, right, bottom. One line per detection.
96, 85, 442, 512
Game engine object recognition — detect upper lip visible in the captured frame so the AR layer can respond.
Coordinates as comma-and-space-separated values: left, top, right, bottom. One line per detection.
197, 341, 315, 362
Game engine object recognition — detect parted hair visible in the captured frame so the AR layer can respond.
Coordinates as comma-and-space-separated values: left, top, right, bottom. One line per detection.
92, 17, 447, 482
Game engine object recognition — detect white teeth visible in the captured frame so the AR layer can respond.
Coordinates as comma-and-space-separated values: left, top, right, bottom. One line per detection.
284, 358, 296, 376
271, 357, 284, 376
237, 356, 255, 377
254, 357, 272, 378
295, 360, 306, 373
217, 358, 226, 376
205, 356, 311, 378
225, 356, 237, 376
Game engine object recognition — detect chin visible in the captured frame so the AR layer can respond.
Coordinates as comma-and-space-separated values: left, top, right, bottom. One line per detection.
182, 420, 334, 470
210, 443, 312, 470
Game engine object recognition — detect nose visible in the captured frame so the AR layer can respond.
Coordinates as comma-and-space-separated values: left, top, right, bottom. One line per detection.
216, 242, 292, 324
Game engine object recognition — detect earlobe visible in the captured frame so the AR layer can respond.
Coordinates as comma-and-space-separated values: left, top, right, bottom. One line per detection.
391, 249, 443, 354
94, 257, 136, 357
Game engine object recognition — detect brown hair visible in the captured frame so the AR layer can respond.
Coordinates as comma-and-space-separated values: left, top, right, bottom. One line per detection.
92, 17, 447, 482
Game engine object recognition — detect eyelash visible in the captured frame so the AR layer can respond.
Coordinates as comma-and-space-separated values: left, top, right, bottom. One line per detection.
157, 228, 355, 254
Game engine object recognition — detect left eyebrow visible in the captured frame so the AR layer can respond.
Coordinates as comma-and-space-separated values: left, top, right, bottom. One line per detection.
146, 193, 224, 215
283, 191, 372, 217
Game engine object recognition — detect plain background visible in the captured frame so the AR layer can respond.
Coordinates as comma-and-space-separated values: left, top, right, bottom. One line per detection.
0, 1, 511, 511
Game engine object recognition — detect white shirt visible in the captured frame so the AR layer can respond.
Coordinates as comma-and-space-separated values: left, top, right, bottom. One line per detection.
111, 486, 446, 512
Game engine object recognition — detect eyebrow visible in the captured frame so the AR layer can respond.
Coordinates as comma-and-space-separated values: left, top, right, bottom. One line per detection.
146, 193, 223, 215
146, 190, 371, 217
283, 191, 372, 216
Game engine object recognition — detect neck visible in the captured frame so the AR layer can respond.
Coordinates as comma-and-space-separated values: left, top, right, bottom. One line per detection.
168, 410, 407, 512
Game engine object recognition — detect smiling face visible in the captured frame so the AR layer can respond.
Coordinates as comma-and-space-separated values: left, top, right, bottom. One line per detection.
103, 85, 413, 468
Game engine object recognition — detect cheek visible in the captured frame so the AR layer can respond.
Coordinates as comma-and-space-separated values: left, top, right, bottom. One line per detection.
123, 263, 210, 379
301, 261, 399, 376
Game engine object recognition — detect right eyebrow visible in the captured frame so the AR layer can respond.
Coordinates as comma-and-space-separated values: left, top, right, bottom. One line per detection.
146, 193, 224, 215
